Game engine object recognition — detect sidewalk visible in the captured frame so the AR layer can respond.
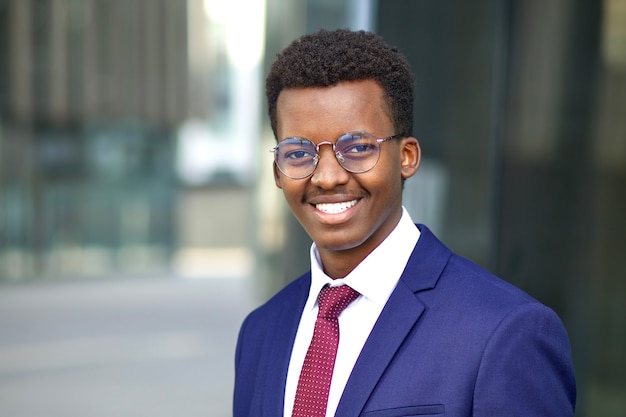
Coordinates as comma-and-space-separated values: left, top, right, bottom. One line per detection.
0, 274, 258, 417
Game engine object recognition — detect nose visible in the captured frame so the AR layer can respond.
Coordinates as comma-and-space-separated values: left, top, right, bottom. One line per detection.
310, 143, 350, 189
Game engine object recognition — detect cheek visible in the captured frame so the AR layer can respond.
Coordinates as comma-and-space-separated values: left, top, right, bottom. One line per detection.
279, 181, 304, 205
373, 151, 404, 188
273, 163, 283, 189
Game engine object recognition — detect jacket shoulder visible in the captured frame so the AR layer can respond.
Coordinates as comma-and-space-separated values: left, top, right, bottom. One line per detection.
246, 272, 310, 322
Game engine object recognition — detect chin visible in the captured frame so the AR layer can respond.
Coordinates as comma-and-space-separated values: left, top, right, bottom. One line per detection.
313, 230, 370, 253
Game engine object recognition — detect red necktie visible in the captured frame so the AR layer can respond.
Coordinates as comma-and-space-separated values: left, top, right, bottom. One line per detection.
292, 285, 360, 417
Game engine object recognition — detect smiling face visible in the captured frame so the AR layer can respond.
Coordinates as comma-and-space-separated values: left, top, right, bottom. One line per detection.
274, 79, 420, 278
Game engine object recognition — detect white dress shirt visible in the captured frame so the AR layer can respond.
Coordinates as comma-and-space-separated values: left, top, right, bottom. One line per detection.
283, 207, 420, 417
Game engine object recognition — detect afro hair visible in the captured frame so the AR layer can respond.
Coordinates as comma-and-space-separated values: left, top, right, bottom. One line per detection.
266, 29, 414, 139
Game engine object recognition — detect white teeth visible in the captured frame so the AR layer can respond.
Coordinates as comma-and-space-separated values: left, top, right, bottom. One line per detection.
315, 199, 358, 214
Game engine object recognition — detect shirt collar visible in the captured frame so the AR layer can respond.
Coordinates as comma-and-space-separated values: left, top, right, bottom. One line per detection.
308, 207, 420, 309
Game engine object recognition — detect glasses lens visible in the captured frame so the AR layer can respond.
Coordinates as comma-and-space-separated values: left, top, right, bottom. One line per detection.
275, 138, 318, 178
335, 132, 381, 173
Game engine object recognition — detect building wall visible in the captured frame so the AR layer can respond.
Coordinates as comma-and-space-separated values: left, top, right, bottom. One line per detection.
0, 0, 188, 280
378, 1, 626, 416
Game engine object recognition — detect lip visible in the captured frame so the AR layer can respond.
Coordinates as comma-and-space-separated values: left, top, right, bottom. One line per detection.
309, 197, 361, 224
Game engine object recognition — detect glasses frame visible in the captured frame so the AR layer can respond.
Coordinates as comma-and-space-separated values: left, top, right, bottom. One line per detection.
270, 131, 404, 179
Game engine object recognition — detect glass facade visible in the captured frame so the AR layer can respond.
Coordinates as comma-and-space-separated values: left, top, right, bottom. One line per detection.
256, 2, 626, 414
0, 0, 624, 415
378, 1, 626, 416
0, 0, 187, 280
0, 0, 264, 281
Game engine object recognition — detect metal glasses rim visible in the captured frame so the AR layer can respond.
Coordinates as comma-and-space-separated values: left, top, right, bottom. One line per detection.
270, 132, 404, 179
269, 132, 404, 153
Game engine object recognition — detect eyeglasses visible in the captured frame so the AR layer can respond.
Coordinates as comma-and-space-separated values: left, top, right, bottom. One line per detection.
270, 131, 403, 179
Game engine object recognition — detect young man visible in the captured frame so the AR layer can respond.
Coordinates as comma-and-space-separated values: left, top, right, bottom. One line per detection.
234, 29, 576, 417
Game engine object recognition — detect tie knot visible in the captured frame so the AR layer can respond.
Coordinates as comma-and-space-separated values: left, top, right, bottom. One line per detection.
317, 285, 360, 320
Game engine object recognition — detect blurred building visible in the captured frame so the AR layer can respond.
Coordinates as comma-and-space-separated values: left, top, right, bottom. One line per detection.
0, 0, 624, 416
256, 1, 626, 417
0, 0, 187, 279
0, 0, 261, 280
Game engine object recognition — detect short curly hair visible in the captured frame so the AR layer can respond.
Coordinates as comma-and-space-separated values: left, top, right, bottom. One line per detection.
266, 29, 414, 139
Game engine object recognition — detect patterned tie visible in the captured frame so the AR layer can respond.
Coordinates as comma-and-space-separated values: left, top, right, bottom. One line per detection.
292, 285, 360, 417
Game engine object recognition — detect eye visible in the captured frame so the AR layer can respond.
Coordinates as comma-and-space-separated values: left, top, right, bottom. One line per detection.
337, 132, 379, 156
285, 149, 316, 160
343, 143, 377, 154
278, 138, 317, 161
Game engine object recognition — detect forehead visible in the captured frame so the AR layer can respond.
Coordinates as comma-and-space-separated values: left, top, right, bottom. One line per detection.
275, 80, 392, 139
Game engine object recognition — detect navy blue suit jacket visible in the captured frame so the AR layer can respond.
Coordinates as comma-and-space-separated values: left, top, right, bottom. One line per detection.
234, 224, 576, 416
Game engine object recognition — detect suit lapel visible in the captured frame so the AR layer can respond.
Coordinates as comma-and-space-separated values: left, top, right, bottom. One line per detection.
262, 275, 311, 416
335, 225, 451, 417
334, 281, 424, 417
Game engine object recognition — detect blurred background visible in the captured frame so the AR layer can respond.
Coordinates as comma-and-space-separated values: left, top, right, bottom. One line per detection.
0, 0, 624, 416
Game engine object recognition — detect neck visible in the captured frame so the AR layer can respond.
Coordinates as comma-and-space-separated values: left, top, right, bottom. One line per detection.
317, 208, 403, 279
319, 250, 362, 279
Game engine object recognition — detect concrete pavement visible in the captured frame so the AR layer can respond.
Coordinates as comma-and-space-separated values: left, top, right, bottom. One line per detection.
0, 275, 258, 417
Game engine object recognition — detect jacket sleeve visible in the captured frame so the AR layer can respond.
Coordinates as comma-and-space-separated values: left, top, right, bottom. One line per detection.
472, 302, 576, 416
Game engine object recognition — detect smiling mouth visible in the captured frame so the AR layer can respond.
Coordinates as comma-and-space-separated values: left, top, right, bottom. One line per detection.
315, 199, 358, 214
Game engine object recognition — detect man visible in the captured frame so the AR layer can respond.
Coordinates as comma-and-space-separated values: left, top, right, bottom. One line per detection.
234, 29, 576, 417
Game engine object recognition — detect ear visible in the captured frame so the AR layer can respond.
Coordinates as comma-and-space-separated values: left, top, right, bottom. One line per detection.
400, 136, 421, 179
273, 162, 284, 189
